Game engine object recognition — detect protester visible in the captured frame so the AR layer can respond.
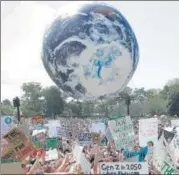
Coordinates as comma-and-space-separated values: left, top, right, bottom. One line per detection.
1, 115, 179, 174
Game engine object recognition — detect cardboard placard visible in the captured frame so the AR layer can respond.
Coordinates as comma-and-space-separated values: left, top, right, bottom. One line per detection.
3, 128, 28, 146
3, 128, 34, 159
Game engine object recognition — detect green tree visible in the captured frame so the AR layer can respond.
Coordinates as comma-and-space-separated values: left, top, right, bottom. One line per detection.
21, 82, 44, 116
132, 88, 147, 103
95, 100, 109, 118
2, 99, 12, 106
0, 99, 14, 116
43, 86, 65, 119
66, 101, 82, 117
167, 91, 179, 116
144, 94, 167, 115
160, 78, 179, 116
116, 87, 133, 115
81, 101, 95, 117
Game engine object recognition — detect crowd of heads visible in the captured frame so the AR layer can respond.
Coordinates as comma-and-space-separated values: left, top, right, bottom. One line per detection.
1, 115, 177, 174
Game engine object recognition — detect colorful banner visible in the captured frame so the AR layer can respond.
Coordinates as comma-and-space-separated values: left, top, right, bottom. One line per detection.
31, 116, 44, 125
3, 128, 34, 159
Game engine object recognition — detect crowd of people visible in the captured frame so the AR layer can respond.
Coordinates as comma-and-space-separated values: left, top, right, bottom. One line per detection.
1, 115, 178, 174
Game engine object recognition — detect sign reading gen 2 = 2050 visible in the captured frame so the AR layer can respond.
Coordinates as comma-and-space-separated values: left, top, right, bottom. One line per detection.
100, 162, 149, 175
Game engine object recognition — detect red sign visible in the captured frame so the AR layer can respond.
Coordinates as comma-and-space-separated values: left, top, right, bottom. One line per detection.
31, 116, 44, 125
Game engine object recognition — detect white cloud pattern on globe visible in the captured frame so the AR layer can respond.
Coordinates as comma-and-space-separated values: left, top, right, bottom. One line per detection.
42, 2, 139, 100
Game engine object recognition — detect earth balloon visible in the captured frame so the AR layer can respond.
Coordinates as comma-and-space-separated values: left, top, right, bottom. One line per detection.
42, 2, 139, 100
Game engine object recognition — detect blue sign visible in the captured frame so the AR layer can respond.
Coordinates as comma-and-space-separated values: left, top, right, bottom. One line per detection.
5, 116, 12, 125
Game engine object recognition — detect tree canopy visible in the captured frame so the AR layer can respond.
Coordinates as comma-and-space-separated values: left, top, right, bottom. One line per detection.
1, 78, 179, 118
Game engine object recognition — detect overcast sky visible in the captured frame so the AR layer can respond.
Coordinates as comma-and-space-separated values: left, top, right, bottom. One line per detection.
1, 1, 179, 101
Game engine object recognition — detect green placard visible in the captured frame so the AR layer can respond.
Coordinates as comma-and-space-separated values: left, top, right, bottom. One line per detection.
1, 159, 20, 164
46, 138, 57, 149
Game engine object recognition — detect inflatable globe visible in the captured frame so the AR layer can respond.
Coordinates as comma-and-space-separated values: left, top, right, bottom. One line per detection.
42, 2, 139, 100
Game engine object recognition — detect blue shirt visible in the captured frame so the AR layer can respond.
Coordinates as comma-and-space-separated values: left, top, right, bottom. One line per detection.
123, 146, 148, 162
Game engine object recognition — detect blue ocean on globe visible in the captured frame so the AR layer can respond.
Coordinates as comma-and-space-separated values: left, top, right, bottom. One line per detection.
42, 2, 139, 100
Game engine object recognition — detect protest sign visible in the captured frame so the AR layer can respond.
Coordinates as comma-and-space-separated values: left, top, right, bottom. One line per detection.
31, 116, 44, 125
80, 153, 91, 174
18, 122, 30, 138
48, 124, 61, 138
45, 148, 58, 161
153, 130, 179, 174
100, 162, 149, 174
32, 129, 46, 136
32, 136, 42, 149
78, 133, 92, 145
30, 148, 45, 159
171, 120, 179, 127
165, 131, 179, 169
49, 119, 61, 125
33, 123, 44, 130
3, 128, 34, 159
90, 123, 105, 134
108, 116, 134, 150
139, 118, 158, 147
160, 161, 178, 174
1, 116, 14, 136
1, 161, 23, 174
33, 132, 46, 143
1, 147, 17, 160
16, 144, 34, 159
3, 128, 28, 149
44, 138, 57, 150
56, 126, 66, 137
153, 130, 167, 172
73, 143, 83, 164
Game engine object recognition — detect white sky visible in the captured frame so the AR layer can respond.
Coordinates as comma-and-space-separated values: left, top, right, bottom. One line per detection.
1, 1, 179, 101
